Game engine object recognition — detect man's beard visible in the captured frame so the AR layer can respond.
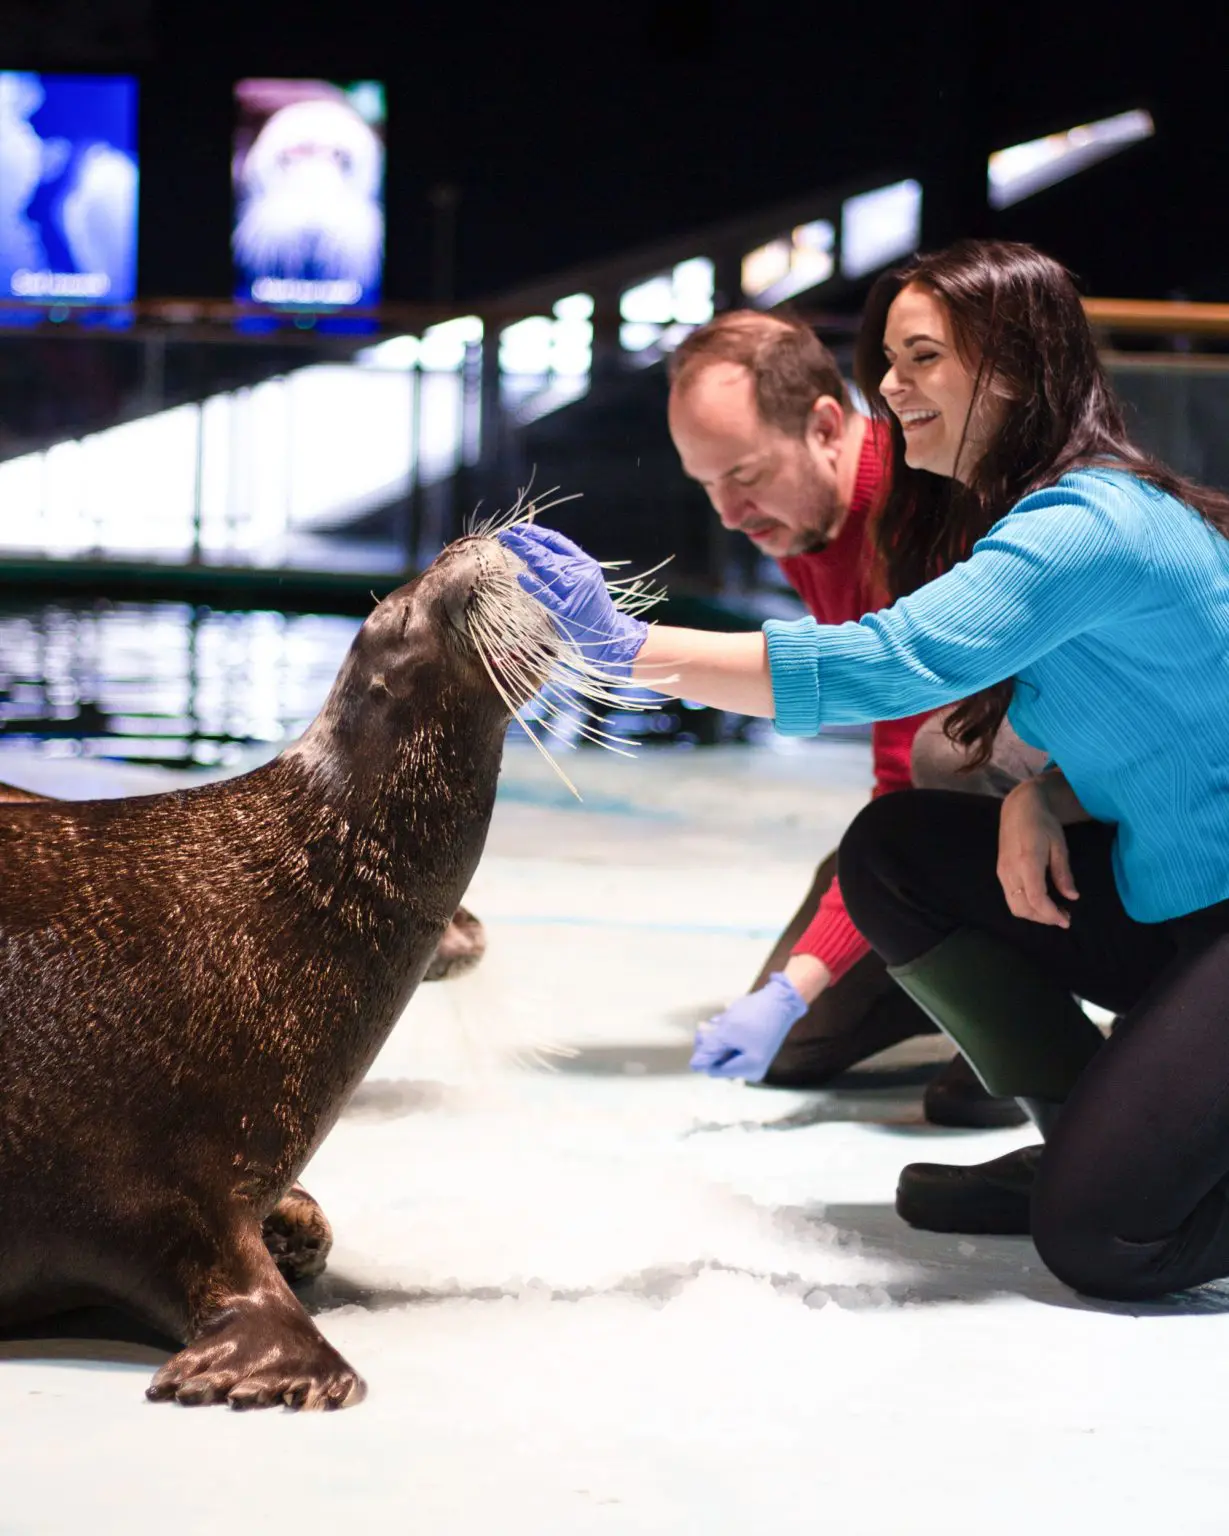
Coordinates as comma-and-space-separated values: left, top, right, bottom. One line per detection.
787, 475, 845, 557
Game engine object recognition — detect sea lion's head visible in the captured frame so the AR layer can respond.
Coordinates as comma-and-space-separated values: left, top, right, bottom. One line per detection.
314, 533, 549, 747
305, 531, 567, 764
387, 530, 559, 697
431, 529, 560, 702
299, 516, 664, 800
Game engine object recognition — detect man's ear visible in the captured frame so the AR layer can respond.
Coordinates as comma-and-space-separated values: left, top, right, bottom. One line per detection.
808, 395, 845, 449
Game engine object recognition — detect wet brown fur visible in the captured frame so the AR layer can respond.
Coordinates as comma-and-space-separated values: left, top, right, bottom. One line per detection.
0, 536, 540, 1410
0, 795, 475, 1288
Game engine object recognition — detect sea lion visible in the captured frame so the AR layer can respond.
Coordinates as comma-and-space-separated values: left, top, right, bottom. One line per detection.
0, 529, 591, 1410
0, 799, 484, 1287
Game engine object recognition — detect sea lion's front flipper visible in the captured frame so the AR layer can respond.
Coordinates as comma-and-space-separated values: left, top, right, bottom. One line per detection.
146, 1224, 365, 1411
262, 1182, 333, 1283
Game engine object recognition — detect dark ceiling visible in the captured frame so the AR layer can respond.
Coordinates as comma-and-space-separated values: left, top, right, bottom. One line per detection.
10, 0, 1226, 304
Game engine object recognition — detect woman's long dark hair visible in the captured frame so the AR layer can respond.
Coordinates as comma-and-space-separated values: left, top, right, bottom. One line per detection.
854, 239, 1229, 766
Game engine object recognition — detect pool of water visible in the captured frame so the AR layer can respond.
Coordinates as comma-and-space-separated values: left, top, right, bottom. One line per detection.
0, 599, 778, 769
0, 600, 361, 769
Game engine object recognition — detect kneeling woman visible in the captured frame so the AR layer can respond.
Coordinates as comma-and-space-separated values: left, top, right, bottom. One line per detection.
502, 238, 1229, 1303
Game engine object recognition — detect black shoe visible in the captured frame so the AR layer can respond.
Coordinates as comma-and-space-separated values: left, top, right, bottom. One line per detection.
922, 1052, 1028, 1129
896, 1144, 1042, 1234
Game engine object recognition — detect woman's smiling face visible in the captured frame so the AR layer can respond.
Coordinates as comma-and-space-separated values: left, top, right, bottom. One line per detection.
879, 282, 1007, 483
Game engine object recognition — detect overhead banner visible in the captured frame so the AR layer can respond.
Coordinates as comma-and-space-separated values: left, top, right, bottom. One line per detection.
0, 71, 139, 305
232, 78, 386, 308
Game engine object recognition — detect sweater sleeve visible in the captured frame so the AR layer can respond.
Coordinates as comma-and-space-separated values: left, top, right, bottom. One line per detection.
789, 874, 871, 982
764, 474, 1150, 736
869, 715, 925, 797
786, 713, 927, 979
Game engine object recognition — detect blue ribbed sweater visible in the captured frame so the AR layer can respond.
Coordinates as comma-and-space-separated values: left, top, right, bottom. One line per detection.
764, 468, 1229, 923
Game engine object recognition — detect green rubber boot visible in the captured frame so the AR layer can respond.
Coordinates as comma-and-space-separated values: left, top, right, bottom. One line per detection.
888, 928, 1105, 1137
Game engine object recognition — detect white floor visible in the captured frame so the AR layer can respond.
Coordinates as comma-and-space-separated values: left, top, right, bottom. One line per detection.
2, 736, 1227, 1535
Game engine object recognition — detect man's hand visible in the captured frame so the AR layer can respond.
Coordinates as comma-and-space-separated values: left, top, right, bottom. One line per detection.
689, 971, 810, 1081
997, 776, 1079, 927
781, 952, 831, 1003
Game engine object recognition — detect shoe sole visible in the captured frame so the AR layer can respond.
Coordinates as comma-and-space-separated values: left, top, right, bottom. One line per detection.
895, 1164, 1033, 1235
922, 1095, 1029, 1130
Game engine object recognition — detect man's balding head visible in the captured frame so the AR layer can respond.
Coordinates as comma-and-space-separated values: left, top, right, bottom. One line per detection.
668, 311, 850, 436
667, 311, 861, 560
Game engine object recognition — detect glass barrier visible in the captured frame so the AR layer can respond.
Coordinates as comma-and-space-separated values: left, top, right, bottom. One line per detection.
0, 599, 358, 768
1104, 355, 1229, 490
0, 328, 452, 577
1, 305, 1226, 604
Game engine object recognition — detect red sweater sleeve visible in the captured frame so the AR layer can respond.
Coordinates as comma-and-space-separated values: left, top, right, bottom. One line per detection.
788, 712, 931, 981
779, 423, 934, 983
790, 873, 871, 982
868, 714, 927, 799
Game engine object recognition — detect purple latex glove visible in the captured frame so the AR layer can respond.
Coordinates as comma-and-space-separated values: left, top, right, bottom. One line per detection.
689, 972, 808, 1081
499, 523, 648, 681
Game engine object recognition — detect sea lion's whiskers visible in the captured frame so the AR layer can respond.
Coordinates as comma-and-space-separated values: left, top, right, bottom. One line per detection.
466, 545, 675, 797
537, 680, 636, 734
467, 620, 575, 791
467, 484, 582, 539
564, 727, 639, 757
529, 693, 639, 756
531, 681, 650, 750
601, 552, 674, 612
511, 489, 583, 524
466, 606, 595, 793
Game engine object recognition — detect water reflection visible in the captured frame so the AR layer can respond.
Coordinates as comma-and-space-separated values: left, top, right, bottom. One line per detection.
0, 600, 770, 769
0, 601, 360, 767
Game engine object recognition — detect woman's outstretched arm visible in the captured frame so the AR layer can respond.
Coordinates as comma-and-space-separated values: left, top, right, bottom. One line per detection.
631, 626, 774, 717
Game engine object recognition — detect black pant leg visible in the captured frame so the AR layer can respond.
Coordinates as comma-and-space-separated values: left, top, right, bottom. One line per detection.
838, 790, 1229, 1298
1033, 912, 1229, 1299
838, 790, 1174, 1015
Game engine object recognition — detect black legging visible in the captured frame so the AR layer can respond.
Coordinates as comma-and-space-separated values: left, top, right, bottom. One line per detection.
839, 790, 1229, 1302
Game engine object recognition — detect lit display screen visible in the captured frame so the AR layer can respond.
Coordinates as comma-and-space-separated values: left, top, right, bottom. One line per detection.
0, 71, 139, 304
233, 78, 386, 308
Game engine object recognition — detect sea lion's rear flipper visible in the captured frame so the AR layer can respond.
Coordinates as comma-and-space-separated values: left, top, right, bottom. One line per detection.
145, 1223, 365, 1411
262, 1182, 333, 1283
423, 903, 487, 982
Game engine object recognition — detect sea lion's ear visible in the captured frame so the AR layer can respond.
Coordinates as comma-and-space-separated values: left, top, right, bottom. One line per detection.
368, 674, 390, 697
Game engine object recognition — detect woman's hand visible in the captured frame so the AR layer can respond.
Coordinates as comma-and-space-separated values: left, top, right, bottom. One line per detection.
500, 525, 776, 714
498, 523, 648, 680
997, 775, 1079, 927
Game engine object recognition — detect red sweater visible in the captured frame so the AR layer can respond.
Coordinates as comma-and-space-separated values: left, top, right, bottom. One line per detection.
776, 421, 931, 983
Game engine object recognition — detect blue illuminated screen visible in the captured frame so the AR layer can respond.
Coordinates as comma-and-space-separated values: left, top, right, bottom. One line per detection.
0, 71, 139, 304
233, 78, 386, 308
